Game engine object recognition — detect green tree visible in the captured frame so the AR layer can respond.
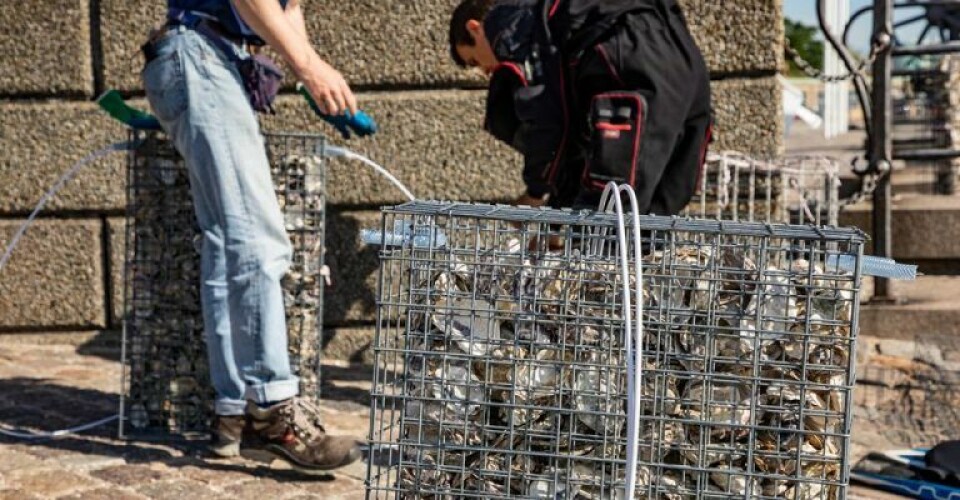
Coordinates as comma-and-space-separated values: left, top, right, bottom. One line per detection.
785, 18, 824, 77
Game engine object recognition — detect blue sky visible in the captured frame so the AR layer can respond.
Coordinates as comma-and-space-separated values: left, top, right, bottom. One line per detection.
784, 1, 926, 53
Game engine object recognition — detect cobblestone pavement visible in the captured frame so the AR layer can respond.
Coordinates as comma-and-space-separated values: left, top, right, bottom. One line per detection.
0, 341, 910, 499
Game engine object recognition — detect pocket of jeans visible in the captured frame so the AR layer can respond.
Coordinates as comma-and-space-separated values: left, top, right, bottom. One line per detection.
142, 50, 188, 123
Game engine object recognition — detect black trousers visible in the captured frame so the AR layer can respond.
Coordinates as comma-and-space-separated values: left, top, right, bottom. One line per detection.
559, 5, 712, 215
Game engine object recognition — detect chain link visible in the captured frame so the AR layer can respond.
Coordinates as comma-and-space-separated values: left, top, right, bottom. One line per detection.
840, 171, 885, 207
784, 37, 882, 83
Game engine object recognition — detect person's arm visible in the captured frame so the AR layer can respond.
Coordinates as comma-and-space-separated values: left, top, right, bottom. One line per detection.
284, 0, 309, 45
231, 0, 357, 115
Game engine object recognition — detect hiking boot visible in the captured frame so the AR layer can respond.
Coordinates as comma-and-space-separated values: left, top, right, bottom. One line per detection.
242, 398, 362, 473
209, 415, 245, 457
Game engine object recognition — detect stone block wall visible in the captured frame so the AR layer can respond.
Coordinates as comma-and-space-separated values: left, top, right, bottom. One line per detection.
0, 0, 784, 337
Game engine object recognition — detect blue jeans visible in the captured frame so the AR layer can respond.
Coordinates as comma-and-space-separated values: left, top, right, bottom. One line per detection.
141, 26, 298, 415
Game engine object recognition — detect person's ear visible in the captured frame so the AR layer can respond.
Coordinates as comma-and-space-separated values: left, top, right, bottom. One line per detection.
466, 19, 483, 43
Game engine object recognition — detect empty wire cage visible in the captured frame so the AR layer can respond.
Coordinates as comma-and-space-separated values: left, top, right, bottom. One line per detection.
683, 152, 841, 226
367, 202, 864, 499
120, 130, 327, 438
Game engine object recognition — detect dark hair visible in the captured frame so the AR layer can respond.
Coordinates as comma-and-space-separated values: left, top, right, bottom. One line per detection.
449, 0, 497, 67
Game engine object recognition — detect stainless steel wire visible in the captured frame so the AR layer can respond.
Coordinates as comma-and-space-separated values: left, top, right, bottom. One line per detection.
366, 202, 865, 499
119, 130, 328, 438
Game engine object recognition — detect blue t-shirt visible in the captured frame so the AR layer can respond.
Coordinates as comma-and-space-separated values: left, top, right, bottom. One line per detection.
168, 0, 289, 43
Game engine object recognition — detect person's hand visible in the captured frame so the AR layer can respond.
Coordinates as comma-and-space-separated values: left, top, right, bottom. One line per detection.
515, 192, 548, 208
299, 55, 357, 116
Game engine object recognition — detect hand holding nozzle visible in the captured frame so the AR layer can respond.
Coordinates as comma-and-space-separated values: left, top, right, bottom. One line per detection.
298, 83, 377, 139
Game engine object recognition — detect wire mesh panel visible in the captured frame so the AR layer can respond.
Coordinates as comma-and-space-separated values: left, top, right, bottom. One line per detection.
367, 202, 864, 499
683, 152, 841, 226
120, 130, 327, 438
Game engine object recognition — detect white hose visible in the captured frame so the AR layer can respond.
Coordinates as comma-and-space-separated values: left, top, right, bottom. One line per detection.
598, 182, 644, 499
0, 415, 119, 440
0, 142, 132, 274
0, 142, 132, 440
324, 146, 417, 202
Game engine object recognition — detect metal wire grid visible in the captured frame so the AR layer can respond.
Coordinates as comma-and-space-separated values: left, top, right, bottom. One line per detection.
367, 202, 865, 499
120, 130, 327, 438
682, 152, 841, 226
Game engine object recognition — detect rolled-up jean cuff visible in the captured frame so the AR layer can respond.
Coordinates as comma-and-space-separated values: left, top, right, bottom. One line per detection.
215, 399, 247, 416
244, 378, 300, 405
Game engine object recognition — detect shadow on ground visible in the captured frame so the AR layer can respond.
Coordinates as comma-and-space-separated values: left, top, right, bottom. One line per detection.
0, 375, 371, 482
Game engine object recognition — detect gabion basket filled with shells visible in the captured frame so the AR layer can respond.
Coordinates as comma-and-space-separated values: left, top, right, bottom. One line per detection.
366, 202, 864, 499
682, 152, 841, 226
120, 130, 327, 438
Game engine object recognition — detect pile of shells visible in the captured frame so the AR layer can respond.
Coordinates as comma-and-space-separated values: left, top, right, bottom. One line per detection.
124, 133, 326, 435
385, 236, 855, 499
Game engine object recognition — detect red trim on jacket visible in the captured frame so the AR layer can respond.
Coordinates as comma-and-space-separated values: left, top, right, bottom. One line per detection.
492, 62, 528, 86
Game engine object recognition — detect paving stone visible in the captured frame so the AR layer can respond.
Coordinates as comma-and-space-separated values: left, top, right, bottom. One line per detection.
298, 476, 365, 498
59, 488, 147, 500
58, 454, 128, 472
0, 1, 93, 96
0, 489, 42, 500
89, 465, 168, 488
0, 219, 105, 330
178, 464, 256, 488
224, 478, 308, 500
0, 449, 45, 473
7, 470, 100, 497
136, 479, 221, 500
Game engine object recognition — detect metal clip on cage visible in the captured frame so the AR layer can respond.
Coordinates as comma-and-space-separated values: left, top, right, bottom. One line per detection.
119, 130, 328, 438
683, 152, 842, 226
367, 201, 865, 499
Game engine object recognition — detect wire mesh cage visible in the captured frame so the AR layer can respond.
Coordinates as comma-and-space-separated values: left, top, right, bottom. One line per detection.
682, 152, 841, 226
366, 202, 865, 499
120, 130, 327, 438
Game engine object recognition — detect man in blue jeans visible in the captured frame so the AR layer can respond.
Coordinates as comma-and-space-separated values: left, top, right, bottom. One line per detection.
141, 0, 360, 471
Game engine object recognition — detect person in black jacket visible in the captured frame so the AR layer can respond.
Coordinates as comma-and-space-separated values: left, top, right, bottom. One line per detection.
450, 0, 712, 214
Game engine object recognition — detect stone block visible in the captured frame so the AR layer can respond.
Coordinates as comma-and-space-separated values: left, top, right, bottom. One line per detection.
0, 219, 106, 330
678, 0, 783, 76
98, 0, 166, 93
263, 91, 524, 207
0, 1, 93, 96
323, 328, 378, 365
265, 81, 781, 208
107, 217, 126, 328
323, 210, 383, 326
840, 194, 960, 260
99, 0, 780, 92
0, 101, 129, 214
710, 77, 784, 158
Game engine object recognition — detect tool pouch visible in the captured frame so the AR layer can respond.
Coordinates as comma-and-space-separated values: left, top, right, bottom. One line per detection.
237, 54, 284, 115
582, 92, 647, 191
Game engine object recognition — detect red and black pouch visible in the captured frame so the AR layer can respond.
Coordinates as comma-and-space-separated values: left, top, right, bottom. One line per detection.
582, 92, 647, 192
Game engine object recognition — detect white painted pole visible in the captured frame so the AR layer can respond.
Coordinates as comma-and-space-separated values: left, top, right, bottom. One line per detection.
824, 0, 851, 138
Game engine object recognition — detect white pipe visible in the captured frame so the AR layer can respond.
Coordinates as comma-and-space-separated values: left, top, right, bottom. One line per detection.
598, 183, 644, 499
0, 142, 132, 274
323, 146, 416, 202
